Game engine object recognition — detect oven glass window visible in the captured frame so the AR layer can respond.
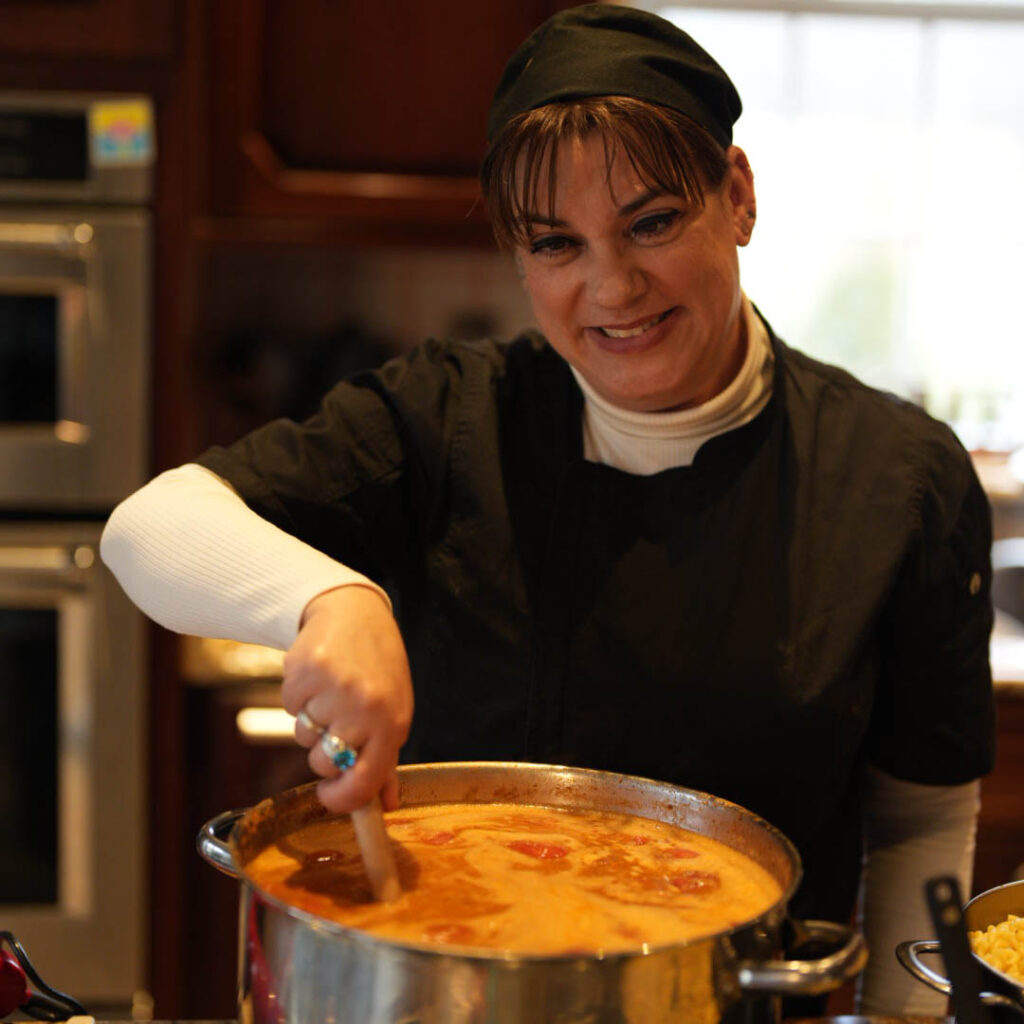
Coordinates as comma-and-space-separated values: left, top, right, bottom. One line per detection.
0, 607, 58, 904
0, 294, 58, 423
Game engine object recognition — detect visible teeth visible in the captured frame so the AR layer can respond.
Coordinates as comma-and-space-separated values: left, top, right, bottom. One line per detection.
599, 312, 666, 339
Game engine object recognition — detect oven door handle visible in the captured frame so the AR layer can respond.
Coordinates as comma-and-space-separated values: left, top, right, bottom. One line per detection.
0, 223, 90, 283
0, 544, 92, 579
0, 221, 93, 251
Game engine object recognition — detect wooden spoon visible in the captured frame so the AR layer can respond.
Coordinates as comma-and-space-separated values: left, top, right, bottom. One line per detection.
351, 796, 401, 903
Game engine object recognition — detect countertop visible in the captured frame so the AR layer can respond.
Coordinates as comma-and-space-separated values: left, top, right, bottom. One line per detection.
991, 633, 1024, 696
64, 1015, 954, 1024
181, 632, 1024, 696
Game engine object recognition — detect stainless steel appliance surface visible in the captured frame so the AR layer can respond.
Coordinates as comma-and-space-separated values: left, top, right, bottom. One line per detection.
0, 92, 152, 1011
199, 762, 867, 1024
0, 91, 151, 511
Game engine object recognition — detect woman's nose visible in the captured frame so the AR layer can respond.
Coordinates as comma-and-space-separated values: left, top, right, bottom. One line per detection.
590, 250, 646, 310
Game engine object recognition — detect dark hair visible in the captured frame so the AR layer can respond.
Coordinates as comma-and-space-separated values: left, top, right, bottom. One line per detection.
480, 96, 730, 250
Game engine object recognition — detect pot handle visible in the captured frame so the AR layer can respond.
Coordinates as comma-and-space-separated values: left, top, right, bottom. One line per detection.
196, 808, 246, 878
895, 940, 1024, 1017
737, 919, 868, 996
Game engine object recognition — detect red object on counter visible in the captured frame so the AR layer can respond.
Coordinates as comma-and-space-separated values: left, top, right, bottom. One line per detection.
0, 949, 28, 1016
0, 930, 88, 1020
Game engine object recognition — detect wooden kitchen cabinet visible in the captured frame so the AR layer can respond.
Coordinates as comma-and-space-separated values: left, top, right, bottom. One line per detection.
0, 0, 176, 60
974, 690, 1024, 896
196, 0, 576, 243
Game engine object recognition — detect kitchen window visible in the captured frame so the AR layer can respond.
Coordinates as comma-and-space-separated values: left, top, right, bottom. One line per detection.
634, 0, 1024, 451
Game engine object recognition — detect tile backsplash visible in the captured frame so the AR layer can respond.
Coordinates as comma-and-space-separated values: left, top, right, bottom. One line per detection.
200, 245, 535, 354
196, 244, 537, 441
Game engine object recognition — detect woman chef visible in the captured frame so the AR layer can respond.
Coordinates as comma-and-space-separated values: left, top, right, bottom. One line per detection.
101, 5, 995, 1014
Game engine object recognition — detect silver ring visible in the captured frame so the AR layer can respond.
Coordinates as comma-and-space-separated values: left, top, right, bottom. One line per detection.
296, 706, 325, 735
320, 731, 358, 772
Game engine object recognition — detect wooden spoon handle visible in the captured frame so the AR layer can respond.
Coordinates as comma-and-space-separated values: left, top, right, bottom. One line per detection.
351, 796, 401, 903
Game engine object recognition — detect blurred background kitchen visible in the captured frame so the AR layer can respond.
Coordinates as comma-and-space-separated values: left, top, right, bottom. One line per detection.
0, 0, 1021, 1019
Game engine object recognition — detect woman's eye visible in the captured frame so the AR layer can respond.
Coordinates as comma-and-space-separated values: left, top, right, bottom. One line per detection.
529, 234, 577, 257
632, 211, 680, 241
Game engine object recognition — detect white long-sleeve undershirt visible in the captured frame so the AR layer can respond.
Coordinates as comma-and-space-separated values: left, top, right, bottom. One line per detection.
100, 298, 981, 1014
858, 767, 979, 1015
99, 463, 390, 650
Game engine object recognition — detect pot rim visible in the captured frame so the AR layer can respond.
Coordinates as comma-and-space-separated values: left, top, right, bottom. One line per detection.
228, 760, 804, 964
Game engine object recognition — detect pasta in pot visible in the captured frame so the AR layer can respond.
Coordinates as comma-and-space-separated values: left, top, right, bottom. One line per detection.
969, 914, 1024, 985
246, 802, 783, 954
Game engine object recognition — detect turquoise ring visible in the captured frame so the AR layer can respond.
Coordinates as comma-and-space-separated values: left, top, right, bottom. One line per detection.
320, 731, 358, 772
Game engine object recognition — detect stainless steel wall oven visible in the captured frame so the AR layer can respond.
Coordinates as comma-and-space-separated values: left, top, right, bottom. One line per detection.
0, 92, 152, 1011
0, 92, 150, 511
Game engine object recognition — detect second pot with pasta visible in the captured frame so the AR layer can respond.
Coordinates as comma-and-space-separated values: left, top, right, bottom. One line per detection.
897, 878, 1024, 1019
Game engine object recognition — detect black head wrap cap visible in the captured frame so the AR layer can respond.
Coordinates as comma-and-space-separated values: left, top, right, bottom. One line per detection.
486, 4, 742, 148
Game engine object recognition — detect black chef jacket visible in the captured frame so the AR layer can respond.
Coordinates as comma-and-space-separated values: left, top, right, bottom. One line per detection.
197, 320, 996, 926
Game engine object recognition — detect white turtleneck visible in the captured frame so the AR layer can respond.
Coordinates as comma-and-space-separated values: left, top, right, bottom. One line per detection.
100, 299, 976, 1017
573, 296, 773, 473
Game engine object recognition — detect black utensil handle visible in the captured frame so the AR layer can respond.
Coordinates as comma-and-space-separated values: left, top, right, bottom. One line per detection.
0, 931, 87, 1021
925, 876, 990, 1024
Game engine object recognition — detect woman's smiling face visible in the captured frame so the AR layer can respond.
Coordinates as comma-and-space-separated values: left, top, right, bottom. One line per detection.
516, 135, 756, 412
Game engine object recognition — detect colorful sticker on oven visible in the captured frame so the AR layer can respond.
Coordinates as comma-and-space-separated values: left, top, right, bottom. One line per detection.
89, 99, 155, 166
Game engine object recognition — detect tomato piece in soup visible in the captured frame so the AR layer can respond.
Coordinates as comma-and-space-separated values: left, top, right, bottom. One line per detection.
506, 839, 569, 860
421, 830, 456, 845
670, 870, 721, 894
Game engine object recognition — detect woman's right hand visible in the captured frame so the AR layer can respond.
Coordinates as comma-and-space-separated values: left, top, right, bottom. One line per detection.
281, 585, 413, 814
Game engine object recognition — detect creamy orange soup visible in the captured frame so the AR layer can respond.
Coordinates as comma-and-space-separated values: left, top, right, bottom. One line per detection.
246, 803, 782, 954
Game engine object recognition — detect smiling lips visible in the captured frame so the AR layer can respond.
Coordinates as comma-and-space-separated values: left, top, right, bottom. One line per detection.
596, 308, 673, 339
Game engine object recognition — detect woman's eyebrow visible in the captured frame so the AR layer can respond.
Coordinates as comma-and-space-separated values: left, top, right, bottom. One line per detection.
525, 188, 668, 228
619, 188, 667, 217
525, 212, 568, 228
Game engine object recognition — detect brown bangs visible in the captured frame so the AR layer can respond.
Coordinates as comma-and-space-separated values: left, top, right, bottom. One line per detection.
480, 96, 730, 250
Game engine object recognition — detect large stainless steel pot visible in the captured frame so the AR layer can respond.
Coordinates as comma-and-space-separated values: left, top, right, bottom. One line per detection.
198, 762, 866, 1024
897, 878, 1024, 1019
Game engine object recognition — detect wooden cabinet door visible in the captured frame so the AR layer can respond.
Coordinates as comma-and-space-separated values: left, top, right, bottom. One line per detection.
975, 692, 1024, 894
0, 0, 176, 59
203, 0, 572, 238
